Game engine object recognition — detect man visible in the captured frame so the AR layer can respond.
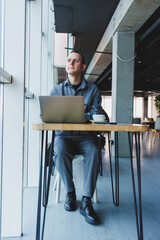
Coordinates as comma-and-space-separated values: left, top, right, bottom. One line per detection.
50, 51, 103, 225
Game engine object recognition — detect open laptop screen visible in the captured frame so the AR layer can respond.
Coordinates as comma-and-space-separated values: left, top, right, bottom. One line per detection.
39, 96, 85, 123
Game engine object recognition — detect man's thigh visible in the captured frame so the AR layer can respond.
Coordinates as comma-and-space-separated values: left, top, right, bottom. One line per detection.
54, 136, 77, 155
76, 136, 99, 156
54, 135, 98, 155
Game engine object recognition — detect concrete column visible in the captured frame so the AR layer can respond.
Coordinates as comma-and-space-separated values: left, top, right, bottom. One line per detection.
111, 32, 135, 157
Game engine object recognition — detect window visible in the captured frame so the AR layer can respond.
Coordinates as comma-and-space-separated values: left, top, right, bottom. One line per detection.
133, 97, 143, 118
54, 33, 67, 66
0, 0, 5, 237
102, 96, 112, 120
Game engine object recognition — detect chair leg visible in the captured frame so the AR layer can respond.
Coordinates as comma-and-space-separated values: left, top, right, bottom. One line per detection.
55, 172, 61, 203
99, 152, 103, 176
150, 130, 153, 143
153, 131, 157, 144
144, 131, 148, 140
53, 171, 58, 191
53, 171, 61, 203
93, 186, 98, 203
98, 135, 103, 176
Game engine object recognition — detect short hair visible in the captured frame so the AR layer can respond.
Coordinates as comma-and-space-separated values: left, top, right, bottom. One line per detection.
70, 50, 85, 65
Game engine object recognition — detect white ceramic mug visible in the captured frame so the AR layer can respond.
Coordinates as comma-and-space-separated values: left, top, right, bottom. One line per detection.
92, 114, 106, 121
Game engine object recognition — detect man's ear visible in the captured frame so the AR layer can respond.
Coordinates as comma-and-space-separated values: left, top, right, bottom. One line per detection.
82, 64, 86, 72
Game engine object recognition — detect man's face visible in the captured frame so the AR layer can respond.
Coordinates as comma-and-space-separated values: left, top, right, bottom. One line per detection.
65, 52, 86, 76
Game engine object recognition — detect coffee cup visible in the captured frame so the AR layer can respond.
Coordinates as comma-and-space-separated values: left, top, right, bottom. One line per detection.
92, 114, 106, 121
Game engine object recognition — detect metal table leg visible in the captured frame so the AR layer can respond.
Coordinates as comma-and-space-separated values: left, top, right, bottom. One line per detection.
36, 131, 55, 240
98, 136, 103, 176
108, 131, 119, 206
41, 131, 55, 240
36, 131, 44, 240
128, 132, 143, 240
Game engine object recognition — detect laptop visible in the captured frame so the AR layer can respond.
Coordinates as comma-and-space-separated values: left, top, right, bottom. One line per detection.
39, 96, 85, 123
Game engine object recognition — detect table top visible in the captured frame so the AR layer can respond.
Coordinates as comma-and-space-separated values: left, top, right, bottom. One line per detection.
32, 123, 149, 132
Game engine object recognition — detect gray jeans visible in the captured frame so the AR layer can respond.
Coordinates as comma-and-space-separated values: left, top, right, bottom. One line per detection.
53, 135, 100, 198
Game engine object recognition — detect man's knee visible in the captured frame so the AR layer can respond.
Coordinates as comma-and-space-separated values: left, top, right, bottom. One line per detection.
85, 143, 99, 157
54, 143, 73, 169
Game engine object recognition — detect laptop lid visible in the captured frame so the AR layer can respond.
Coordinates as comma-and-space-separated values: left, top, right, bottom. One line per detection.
39, 96, 85, 123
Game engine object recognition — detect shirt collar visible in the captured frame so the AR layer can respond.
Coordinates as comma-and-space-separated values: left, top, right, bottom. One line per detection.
63, 77, 89, 89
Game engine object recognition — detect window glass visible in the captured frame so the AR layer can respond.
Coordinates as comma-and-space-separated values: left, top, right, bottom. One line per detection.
148, 96, 152, 117
148, 96, 157, 119
54, 33, 67, 66
133, 97, 143, 118
0, 0, 4, 236
102, 96, 112, 120
0, 0, 4, 66
0, 0, 5, 160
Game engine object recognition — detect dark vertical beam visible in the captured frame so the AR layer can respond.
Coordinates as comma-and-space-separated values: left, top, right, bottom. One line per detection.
143, 97, 148, 119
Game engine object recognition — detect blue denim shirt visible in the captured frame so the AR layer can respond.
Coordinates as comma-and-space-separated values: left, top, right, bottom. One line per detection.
50, 78, 102, 136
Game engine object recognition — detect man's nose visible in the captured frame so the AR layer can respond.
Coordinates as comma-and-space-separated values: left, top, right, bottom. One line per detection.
70, 60, 74, 65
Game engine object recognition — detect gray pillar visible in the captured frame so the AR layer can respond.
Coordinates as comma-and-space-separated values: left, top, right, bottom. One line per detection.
143, 97, 148, 119
111, 32, 135, 157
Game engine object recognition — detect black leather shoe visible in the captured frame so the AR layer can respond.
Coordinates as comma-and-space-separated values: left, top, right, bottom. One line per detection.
79, 197, 99, 225
64, 190, 76, 211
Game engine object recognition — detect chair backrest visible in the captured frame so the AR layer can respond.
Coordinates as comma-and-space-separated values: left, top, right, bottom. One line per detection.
155, 118, 160, 130
133, 118, 141, 124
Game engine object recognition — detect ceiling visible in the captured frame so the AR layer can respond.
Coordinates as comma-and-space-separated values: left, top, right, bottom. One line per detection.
96, 7, 160, 96
54, 0, 120, 65
134, 7, 160, 95
53, 1, 160, 97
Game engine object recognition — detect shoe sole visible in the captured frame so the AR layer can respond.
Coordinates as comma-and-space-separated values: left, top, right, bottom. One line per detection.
64, 204, 76, 212
79, 208, 98, 225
